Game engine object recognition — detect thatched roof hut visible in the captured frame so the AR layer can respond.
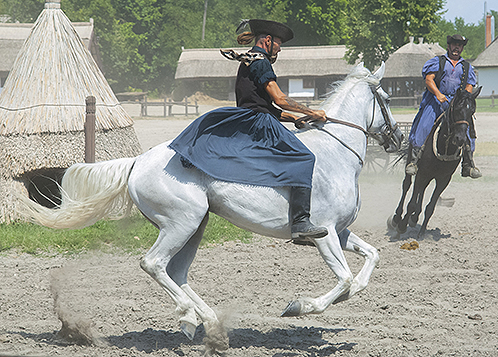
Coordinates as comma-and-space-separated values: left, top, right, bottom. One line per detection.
0, 0, 141, 223
175, 45, 354, 100
0, 19, 102, 88
383, 37, 445, 102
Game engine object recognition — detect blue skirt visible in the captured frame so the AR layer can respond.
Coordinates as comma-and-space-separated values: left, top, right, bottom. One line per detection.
169, 107, 315, 188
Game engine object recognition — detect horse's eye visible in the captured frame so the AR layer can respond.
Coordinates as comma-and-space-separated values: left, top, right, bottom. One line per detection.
385, 97, 391, 105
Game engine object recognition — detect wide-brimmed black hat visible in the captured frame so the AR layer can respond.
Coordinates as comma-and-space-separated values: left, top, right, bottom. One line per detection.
447, 34, 468, 45
245, 19, 294, 43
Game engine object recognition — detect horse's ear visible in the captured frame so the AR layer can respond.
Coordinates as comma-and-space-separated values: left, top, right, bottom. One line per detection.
472, 86, 482, 99
372, 62, 385, 80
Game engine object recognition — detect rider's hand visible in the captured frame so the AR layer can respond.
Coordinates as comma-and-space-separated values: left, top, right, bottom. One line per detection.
310, 110, 327, 122
436, 93, 448, 104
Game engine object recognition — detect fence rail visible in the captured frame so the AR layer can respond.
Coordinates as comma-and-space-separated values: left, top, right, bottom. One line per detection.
117, 93, 199, 117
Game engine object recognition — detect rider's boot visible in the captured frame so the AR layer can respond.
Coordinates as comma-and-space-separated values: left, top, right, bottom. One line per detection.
461, 144, 482, 179
290, 187, 328, 245
405, 145, 420, 176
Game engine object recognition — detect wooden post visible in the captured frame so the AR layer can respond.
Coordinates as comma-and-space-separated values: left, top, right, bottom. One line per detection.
84, 96, 96, 163
492, 90, 495, 108
195, 99, 199, 115
184, 96, 188, 116
142, 94, 148, 117
168, 98, 172, 116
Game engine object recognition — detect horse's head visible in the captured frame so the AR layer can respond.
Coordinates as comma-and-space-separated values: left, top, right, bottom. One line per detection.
446, 86, 482, 147
366, 63, 404, 153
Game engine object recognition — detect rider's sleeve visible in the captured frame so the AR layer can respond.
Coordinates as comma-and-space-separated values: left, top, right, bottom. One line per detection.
250, 58, 277, 86
422, 56, 440, 78
468, 65, 477, 86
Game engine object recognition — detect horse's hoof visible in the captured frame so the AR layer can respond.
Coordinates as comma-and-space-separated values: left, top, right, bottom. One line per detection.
281, 300, 301, 317
387, 215, 398, 231
180, 321, 197, 341
408, 215, 417, 227
396, 224, 407, 234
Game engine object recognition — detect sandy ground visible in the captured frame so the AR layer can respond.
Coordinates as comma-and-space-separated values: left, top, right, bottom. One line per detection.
1, 108, 497, 356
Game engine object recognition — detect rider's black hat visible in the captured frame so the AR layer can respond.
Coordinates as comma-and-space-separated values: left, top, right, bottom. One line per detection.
447, 34, 468, 45
238, 19, 294, 43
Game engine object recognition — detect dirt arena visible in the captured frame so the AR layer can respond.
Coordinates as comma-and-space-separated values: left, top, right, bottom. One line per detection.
1, 110, 497, 356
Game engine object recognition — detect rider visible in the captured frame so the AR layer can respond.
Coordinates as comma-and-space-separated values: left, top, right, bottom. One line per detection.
406, 34, 481, 178
169, 19, 329, 242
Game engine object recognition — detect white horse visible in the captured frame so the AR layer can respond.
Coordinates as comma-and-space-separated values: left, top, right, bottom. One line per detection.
20, 62, 402, 351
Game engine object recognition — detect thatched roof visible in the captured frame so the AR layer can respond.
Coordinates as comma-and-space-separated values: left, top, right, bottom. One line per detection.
384, 37, 444, 79
175, 45, 354, 80
0, 1, 141, 223
472, 38, 498, 67
0, 21, 97, 74
0, 1, 133, 135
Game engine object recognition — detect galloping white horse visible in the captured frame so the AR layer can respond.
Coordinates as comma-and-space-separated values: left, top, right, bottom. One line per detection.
20, 62, 402, 350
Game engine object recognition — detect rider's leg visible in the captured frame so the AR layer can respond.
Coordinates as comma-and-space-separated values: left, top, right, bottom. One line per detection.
290, 186, 328, 242
461, 143, 482, 178
405, 144, 421, 176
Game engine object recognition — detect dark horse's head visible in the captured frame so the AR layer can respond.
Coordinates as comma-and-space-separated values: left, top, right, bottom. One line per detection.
445, 86, 482, 148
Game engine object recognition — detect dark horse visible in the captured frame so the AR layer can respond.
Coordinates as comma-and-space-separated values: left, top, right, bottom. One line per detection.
388, 87, 482, 237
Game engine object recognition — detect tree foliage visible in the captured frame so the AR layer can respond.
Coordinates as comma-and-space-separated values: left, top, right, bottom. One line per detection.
345, 0, 445, 70
0, 0, 496, 93
265, 0, 349, 45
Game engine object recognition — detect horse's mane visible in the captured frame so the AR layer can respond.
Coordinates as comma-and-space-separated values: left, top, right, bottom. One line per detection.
320, 64, 380, 117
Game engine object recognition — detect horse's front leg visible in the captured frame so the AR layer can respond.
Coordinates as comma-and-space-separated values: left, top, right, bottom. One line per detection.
419, 175, 452, 237
388, 173, 412, 232
281, 229, 353, 317
332, 229, 379, 304
393, 173, 412, 223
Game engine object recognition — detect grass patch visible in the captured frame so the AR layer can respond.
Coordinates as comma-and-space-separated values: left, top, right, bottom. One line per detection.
0, 213, 252, 255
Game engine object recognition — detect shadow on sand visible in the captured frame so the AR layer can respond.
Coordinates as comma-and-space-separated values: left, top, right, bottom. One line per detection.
10, 324, 356, 356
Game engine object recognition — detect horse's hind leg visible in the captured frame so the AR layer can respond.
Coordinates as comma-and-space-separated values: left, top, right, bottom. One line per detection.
332, 229, 379, 304
138, 198, 210, 340
166, 213, 229, 351
419, 176, 452, 237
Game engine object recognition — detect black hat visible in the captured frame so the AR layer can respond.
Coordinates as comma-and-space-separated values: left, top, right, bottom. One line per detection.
240, 19, 294, 43
447, 34, 468, 45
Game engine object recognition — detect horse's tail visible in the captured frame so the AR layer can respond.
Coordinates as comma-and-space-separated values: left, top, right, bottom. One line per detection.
19, 157, 137, 229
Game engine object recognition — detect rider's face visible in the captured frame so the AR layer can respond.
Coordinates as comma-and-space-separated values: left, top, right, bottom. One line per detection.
448, 42, 464, 60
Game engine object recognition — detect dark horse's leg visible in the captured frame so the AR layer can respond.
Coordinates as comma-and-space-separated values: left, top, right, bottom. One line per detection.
397, 174, 431, 234
418, 175, 452, 237
390, 173, 412, 228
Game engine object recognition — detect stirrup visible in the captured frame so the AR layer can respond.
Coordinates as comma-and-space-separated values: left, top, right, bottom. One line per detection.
461, 166, 482, 179
291, 225, 328, 239
405, 162, 418, 176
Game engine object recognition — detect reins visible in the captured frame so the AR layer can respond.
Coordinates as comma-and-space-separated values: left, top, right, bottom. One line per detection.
307, 85, 396, 167
312, 121, 365, 166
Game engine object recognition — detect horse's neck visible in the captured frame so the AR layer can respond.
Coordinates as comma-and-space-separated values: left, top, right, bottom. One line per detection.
319, 81, 370, 155
321, 80, 369, 128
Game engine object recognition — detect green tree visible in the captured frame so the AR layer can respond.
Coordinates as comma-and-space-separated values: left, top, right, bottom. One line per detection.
0, 0, 44, 22
265, 0, 349, 46
345, 0, 444, 70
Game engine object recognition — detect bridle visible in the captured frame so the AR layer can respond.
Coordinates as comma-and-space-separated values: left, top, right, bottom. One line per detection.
433, 92, 474, 161
311, 84, 397, 166
368, 85, 399, 148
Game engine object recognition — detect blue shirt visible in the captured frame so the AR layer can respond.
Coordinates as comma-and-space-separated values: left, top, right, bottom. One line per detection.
422, 54, 476, 96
